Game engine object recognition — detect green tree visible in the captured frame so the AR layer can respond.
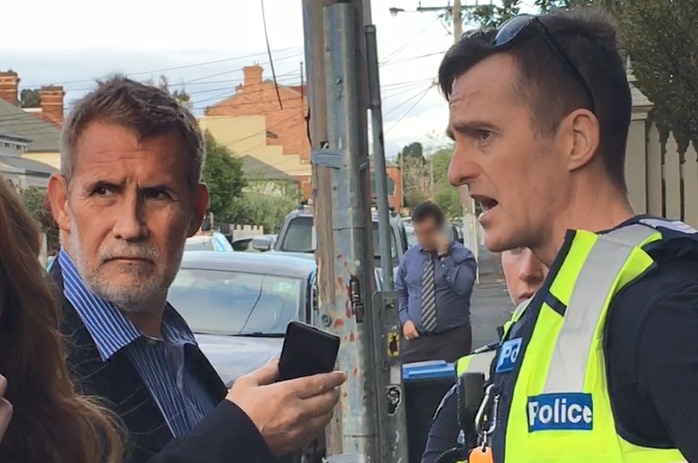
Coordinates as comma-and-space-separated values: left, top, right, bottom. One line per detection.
143, 74, 193, 109
428, 145, 462, 218
458, 0, 623, 30
21, 186, 49, 224
21, 186, 60, 253
20, 88, 41, 108
402, 156, 429, 208
533, 0, 623, 15
228, 192, 296, 233
430, 147, 451, 184
397, 141, 425, 162
434, 186, 461, 219
201, 132, 246, 221
397, 141, 430, 208
616, 1, 698, 145
464, 0, 521, 29
245, 173, 302, 200
532, 1, 697, 144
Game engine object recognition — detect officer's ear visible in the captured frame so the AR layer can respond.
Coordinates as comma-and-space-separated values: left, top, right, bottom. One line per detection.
560, 108, 599, 173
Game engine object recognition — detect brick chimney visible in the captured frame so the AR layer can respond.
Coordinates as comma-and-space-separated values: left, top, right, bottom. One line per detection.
40, 85, 65, 126
243, 65, 263, 87
0, 70, 20, 105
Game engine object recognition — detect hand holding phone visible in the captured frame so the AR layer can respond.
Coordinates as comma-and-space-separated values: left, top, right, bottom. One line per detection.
226, 323, 342, 456
278, 321, 341, 382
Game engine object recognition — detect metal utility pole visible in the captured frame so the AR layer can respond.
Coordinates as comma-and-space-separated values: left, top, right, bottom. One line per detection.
303, 0, 387, 460
364, 0, 410, 461
453, 0, 464, 38
303, 0, 411, 461
301, 0, 343, 455
319, 2, 381, 458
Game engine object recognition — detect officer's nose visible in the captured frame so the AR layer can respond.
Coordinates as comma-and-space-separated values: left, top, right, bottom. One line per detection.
518, 249, 545, 284
448, 142, 478, 188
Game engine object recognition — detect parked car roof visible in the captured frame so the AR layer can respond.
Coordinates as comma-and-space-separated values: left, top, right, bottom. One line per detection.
185, 232, 234, 252
181, 251, 316, 278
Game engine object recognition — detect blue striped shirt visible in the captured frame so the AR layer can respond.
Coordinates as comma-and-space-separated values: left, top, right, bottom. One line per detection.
59, 249, 217, 437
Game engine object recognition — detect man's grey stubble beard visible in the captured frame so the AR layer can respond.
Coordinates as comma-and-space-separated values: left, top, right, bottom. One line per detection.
68, 213, 186, 313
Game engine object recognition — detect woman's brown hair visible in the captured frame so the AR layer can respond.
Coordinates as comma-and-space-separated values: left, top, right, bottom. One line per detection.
0, 177, 123, 463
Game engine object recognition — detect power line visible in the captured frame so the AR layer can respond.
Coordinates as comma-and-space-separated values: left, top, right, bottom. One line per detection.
383, 84, 433, 119
0, 82, 432, 137
380, 16, 441, 65
19, 48, 441, 96
18, 47, 302, 88
380, 49, 449, 66
386, 85, 435, 134
260, 0, 284, 110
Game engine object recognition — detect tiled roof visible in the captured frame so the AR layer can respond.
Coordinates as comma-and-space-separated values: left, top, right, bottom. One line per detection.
0, 98, 60, 152
241, 155, 295, 181
0, 154, 58, 176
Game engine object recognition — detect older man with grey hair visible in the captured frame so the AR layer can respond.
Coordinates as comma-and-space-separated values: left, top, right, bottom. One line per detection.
47, 76, 345, 463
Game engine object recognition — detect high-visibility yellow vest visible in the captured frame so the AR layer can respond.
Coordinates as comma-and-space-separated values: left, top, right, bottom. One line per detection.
449, 299, 531, 463
456, 297, 531, 379
485, 219, 693, 463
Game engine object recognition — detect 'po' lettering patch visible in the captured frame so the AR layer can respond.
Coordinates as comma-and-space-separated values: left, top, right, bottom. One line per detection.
495, 338, 521, 373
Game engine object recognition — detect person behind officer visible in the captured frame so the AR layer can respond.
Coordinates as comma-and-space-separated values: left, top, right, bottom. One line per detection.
441, 7, 698, 463
421, 248, 547, 463
396, 201, 477, 363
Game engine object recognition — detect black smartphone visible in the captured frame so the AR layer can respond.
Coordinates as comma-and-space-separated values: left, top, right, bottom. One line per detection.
277, 321, 341, 382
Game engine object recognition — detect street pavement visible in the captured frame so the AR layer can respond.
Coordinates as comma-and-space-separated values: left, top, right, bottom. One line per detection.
470, 246, 514, 348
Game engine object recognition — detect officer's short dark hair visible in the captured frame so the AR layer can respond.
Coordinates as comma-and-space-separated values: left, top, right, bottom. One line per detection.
412, 201, 445, 227
438, 8, 630, 190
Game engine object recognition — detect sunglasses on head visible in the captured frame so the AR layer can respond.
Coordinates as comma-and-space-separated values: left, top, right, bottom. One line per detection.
492, 14, 596, 113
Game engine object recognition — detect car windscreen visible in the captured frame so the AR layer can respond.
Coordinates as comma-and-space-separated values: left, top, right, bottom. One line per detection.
212, 233, 234, 251
168, 267, 303, 336
279, 216, 398, 260
231, 238, 252, 251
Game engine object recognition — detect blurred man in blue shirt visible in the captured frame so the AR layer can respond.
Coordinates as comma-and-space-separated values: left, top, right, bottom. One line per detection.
396, 201, 477, 363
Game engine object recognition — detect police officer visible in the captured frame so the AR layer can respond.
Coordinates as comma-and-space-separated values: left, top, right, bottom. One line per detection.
440, 7, 698, 463
421, 248, 547, 463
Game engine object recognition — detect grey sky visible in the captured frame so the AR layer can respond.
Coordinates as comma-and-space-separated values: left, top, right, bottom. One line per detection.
1, 0, 529, 156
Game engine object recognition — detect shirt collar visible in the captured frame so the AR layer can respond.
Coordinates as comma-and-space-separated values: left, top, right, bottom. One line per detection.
416, 244, 436, 254
415, 242, 454, 257
58, 248, 196, 362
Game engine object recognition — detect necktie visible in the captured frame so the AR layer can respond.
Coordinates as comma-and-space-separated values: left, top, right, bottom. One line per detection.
421, 253, 438, 333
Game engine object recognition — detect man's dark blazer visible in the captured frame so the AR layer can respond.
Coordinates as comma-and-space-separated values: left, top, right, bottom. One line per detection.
49, 260, 276, 463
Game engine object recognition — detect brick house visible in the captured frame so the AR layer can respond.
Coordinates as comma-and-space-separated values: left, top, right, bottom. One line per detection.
0, 70, 62, 171
0, 70, 66, 129
385, 161, 403, 210
369, 160, 403, 211
202, 64, 402, 207
203, 64, 312, 198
